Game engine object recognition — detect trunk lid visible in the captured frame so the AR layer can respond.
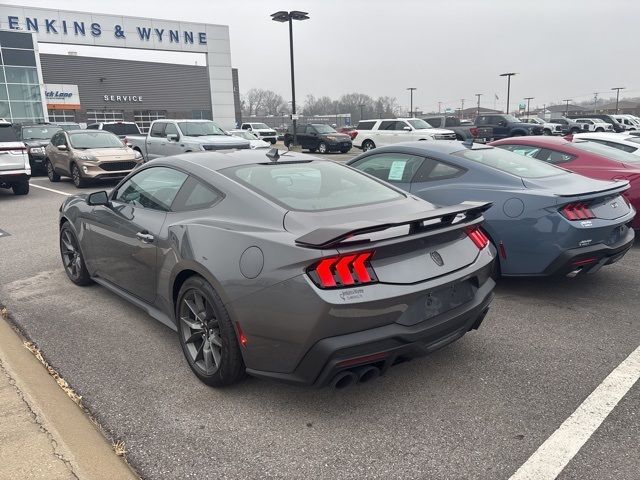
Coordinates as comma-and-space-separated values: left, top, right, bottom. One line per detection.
0, 142, 27, 171
286, 198, 491, 285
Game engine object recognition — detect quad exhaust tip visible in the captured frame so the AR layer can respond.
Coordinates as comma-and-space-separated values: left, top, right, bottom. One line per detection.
330, 365, 382, 389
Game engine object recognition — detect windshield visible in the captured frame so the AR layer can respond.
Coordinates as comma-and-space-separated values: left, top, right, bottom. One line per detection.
178, 121, 224, 136
503, 114, 521, 123
102, 123, 140, 136
221, 161, 403, 211
231, 131, 257, 140
251, 123, 270, 129
21, 126, 61, 140
0, 125, 19, 142
312, 124, 336, 134
69, 131, 124, 149
453, 147, 565, 178
572, 140, 640, 163
408, 119, 432, 129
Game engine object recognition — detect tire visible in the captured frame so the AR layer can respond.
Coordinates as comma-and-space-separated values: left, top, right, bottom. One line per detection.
340, 148, 351, 153
543, 129, 552, 136
270, 139, 276, 145
284, 140, 292, 148
12, 180, 29, 195
71, 163, 87, 188
318, 142, 328, 154
176, 276, 245, 387
362, 140, 375, 152
595, 127, 604, 132
46, 159, 60, 182
59, 223, 92, 286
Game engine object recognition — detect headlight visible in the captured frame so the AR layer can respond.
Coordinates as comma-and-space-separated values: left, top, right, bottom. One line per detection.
77, 152, 96, 161
134, 150, 143, 160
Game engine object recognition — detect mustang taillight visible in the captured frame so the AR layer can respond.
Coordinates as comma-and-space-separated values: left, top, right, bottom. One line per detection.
561, 202, 595, 221
466, 226, 489, 250
308, 252, 377, 289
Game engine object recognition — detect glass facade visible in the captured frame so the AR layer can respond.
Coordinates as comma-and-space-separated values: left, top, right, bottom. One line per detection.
86, 110, 124, 124
134, 110, 167, 133
48, 109, 77, 123
0, 30, 46, 123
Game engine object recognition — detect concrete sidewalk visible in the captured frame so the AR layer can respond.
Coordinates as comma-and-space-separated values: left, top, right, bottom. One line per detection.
0, 310, 138, 480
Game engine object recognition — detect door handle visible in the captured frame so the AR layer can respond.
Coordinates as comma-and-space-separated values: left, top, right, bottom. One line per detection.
136, 232, 155, 243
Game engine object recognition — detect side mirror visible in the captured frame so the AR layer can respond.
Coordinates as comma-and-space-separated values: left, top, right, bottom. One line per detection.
403, 126, 412, 131
498, 121, 507, 127
87, 190, 110, 206
57, 144, 67, 150
166, 134, 179, 142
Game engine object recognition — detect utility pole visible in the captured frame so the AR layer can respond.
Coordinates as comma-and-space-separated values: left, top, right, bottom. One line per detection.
563, 99, 572, 116
407, 87, 417, 117
593, 92, 599, 113
460, 99, 465, 119
499, 72, 517, 114
437, 101, 442, 114
611, 87, 625, 113
475, 93, 482, 117
359, 103, 365, 121
524, 97, 534, 119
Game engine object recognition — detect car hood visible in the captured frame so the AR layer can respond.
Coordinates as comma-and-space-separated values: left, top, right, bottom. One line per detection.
74, 147, 135, 159
253, 129, 277, 134
188, 135, 251, 146
23, 139, 51, 147
323, 133, 351, 140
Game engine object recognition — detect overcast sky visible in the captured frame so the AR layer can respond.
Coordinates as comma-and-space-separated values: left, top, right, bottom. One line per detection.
6, 0, 640, 112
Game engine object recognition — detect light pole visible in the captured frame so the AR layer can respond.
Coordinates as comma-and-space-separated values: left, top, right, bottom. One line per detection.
593, 92, 599, 113
437, 101, 442, 114
611, 87, 625, 114
499, 72, 517, 114
475, 93, 482, 117
271, 10, 309, 148
407, 87, 417, 117
459, 99, 465, 119
359, 103, 365, 122
524, 97, 534, 119
562, 99, 572, 116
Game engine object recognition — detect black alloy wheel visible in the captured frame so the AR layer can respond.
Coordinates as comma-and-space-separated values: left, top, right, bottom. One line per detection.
362, 140, 375, 152
71, 163, 87, 188
46, 159, 60, 182
59, 223, 92, 286
177, 276, 245, 387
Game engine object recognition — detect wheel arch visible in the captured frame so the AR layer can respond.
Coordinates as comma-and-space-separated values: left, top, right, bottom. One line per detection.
170, 263, 229, 313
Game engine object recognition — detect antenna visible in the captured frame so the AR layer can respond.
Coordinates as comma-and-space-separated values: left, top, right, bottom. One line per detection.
265, 148, 280, 162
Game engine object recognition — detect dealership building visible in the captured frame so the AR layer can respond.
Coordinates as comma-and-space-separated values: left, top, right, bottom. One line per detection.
0, 4, 240, 131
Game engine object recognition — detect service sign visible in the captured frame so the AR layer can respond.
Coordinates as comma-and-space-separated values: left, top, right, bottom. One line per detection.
0, 4, 229, 53
44, 83, 80, 110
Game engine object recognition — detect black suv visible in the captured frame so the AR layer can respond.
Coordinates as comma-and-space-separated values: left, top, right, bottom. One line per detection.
14, 122, 62, 173
284, 124, 352, 153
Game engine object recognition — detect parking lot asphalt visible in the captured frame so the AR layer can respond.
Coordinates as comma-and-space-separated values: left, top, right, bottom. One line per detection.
0, 173, 639, 480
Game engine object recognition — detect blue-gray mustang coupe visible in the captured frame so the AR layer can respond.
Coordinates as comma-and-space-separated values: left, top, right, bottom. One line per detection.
348, 141, 636, 277
59, 149, 495, 388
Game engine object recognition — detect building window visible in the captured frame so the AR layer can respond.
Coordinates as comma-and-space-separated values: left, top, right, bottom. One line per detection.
49, 109, 77, 123
192, 110, 212, 120
86, 110, 124, 123
134, 110, 167, 133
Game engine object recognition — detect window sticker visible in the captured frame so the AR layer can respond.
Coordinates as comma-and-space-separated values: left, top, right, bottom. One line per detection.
388, 160, 407, 181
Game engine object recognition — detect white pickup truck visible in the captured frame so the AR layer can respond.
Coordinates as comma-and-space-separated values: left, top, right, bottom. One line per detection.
126, 119, 250, 161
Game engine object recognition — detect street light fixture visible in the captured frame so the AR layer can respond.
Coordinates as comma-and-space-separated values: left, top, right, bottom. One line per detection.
407, 88, 417, 117
271, 10, 310, 148
611, 87, 625, 114
499, 72, 517, 114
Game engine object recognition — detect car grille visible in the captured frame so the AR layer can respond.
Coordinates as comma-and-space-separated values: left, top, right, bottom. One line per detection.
555, 125, 562, 131
202, 143, 250, 150
259, 132, 275, 137
434, 133, 457, 140
99, 161, 137, 171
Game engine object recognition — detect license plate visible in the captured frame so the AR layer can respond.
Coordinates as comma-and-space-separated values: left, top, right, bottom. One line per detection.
423, 281, 474, 320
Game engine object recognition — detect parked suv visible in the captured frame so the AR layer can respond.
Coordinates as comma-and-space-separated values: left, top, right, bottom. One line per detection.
567, 114, 626, 133
549, 117, 584, 135
353, 118, 456, 151
86, 121, 142, 138
45, 130, 143, 188
0, 120, 30, 195
284, 123, 352, 153
241, 122, 278, 144
574, 118, 614, 132
521, 117, 563, 135
14, 122, 61, 173
612, 114, 640, 131
422, 115, 493, 142
474, 114, 542, 139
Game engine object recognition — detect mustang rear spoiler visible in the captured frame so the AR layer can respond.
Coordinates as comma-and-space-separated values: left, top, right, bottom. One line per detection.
295, 201, 492, 249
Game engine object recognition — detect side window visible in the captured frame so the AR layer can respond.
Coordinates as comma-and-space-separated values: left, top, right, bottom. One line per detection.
424, 118, 440, 128
414, 158, 465, 182
172, 177, 222, 212
394, 121, 409, 131
497, 144, 542, 158
114, 167, 188, 212
296, 125, 305, 134
149, 122, 166, 138
241, 124, 250, 130
306, 125, 316, 134
535, 148, 575, 164
604, 141, 637, 153
444, 117, 459, 127
164, 123, 178, 137
351, 153, 424, 183
86, 124, 98, 130
357, 121, 375, 130
476, 116, 488, 126
379, 120, 396, 130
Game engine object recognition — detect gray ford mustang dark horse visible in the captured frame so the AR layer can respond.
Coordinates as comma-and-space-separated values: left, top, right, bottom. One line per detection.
58, 149, 495, 388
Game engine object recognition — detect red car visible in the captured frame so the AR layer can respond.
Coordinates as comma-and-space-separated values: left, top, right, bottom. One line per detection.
490, 136, 640, 228
337, 126, 358, 140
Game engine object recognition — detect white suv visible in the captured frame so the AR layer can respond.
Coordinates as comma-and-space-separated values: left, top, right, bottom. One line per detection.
240, 122, 277, 144
353, 118, 456, 151
0, 120, 30, 195
612, 114, 640, 131
574, 118, 614, 132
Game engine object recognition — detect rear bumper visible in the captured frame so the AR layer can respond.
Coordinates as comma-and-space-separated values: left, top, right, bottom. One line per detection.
245, 271, 495, 387
541, 225, 635, 276
0, 172, 30, 187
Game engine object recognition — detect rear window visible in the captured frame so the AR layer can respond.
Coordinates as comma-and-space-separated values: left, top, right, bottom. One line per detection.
0, 125, 19, 142
453, 147, 565, 178
572, 140, 640, 162
222, 161, 403, 211
102, 123, 141, 136
357, 121, 376, 130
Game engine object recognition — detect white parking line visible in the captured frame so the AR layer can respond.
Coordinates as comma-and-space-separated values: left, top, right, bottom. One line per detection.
509, 344, 640, 480
30, 183, 71, 196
